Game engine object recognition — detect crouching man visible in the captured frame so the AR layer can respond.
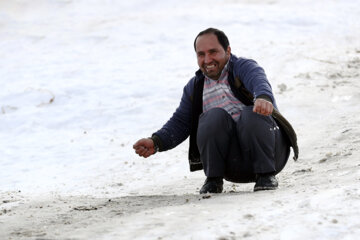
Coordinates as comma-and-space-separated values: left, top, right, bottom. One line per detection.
133, 28, 298, 194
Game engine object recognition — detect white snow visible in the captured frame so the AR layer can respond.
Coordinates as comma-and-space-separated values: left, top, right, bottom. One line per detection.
1, 0, 360, 239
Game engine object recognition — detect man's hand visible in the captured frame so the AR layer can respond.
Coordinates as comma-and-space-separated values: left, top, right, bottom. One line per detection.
133, 138, 155, 158
253, 98, 273, 116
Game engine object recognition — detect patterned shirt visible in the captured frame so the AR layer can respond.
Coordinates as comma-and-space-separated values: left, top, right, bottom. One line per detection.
202, 62, 245, 121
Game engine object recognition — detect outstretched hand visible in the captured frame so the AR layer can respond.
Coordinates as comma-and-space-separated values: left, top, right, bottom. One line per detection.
133, 138, 155, 158
253, 98, 273, 116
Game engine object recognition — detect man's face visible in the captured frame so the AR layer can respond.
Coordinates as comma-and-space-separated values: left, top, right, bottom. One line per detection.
195, 33, 231, 80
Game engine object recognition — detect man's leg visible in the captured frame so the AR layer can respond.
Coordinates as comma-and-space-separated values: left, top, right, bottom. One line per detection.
197, 108, 235, 193
236, 106, 290, 190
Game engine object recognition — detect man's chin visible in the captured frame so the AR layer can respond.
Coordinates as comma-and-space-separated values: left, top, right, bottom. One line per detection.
205, 72, 221, 80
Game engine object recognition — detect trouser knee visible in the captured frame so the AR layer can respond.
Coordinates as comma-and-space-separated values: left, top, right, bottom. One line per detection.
197, 108, 234, 143
237, 107, 275, 137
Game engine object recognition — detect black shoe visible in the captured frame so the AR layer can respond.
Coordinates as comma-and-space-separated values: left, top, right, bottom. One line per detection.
199, 177, 223, 194
254, 173, 278, 191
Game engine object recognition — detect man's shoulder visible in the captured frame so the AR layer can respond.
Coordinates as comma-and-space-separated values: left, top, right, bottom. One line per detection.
180, 75, 198, 98
184, 75, 196, 88
186, 70, 204, 87
230, 55, 258, 70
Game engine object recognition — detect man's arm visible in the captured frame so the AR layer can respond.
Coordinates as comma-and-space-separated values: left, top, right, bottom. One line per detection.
234, 58, 276, 116
235, 59, 276, 103
133, 78, 195, 158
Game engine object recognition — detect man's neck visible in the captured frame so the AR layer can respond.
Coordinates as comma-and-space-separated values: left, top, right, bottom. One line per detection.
205, 60, 230, 81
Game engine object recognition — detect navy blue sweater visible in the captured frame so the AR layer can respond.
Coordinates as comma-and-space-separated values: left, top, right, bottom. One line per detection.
153, 55, 276, 153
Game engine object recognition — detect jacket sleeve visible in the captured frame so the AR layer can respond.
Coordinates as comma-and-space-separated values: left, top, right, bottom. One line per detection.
152, 78, 194, 151
234, 58, 277, 108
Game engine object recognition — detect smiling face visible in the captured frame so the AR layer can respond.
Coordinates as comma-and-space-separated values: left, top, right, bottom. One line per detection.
195, 33, 231, 80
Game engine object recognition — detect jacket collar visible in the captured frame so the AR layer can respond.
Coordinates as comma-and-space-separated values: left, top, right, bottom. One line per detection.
228, 54, 237, 74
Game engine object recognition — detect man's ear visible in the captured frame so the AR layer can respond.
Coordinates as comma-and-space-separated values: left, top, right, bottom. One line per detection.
226, 46, 231, 57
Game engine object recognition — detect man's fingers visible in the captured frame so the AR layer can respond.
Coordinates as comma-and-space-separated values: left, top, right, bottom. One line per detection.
253, 102, 265, 114
264, 104, 270, 115
133, 140, 142, 149
261, 104, 266, 114
253, 99, 273, 116
135, 146, 148, 155
133, 138, 155, 158
143, 151, 153, 158
135, 148, 143, 155
135, 145, 155, 158
261, 106, 270, 115
134, 144, 144, 152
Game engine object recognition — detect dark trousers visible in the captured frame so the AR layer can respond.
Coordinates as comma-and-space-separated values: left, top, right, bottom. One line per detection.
196, 107, 290, 183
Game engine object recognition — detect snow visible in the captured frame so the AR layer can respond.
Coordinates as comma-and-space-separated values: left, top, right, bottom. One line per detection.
1, 0, 360, 239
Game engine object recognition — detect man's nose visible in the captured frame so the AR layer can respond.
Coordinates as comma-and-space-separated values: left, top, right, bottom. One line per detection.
204, 54, 212, 64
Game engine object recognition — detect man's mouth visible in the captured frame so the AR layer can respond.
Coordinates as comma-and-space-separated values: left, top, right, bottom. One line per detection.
205, 64, 216, 71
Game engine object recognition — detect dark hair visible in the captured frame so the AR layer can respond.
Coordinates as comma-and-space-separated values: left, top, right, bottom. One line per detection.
193, 28, 230, 51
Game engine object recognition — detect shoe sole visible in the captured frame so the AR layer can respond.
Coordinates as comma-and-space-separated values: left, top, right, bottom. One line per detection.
254, 186, 278, 191
199, 188, 223, 194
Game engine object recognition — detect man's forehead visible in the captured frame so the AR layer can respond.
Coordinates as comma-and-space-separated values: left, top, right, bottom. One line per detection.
195, 33, 221, 51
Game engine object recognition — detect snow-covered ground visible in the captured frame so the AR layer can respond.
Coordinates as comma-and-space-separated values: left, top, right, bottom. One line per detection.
1, 0, 360, 239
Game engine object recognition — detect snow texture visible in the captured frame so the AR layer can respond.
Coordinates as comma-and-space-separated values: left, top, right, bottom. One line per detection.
1, 0, 360, 239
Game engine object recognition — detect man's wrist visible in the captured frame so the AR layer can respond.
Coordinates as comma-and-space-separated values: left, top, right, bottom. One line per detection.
149, 136, 159, 153
256, 94, 272, 103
